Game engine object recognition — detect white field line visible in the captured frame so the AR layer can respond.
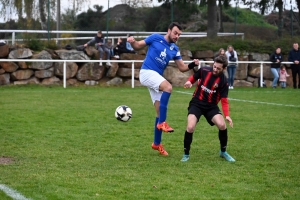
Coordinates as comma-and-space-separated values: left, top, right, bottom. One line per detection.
0, 184, 31, 200
175, 91, 300, 108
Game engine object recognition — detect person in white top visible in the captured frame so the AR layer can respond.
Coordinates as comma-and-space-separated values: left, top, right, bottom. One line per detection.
225, 45, 238, 89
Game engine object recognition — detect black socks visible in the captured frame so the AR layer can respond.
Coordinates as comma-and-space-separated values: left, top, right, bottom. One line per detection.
219, 129, 228, 152
184, 131, 193, 155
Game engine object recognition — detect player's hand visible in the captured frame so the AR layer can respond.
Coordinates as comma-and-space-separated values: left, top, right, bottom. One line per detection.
127, 36, 135, 44
193, 59, 200, 66
295, 60, 299, 64
184, 81, 192, 88
225, 116, 233, 128
84, 44, 87, 47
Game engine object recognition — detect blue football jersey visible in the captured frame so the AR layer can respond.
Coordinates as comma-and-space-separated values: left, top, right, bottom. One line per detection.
142, 34, 182, 75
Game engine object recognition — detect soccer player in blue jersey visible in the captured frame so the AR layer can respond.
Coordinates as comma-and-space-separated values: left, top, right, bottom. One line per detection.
181, 55, 235, 162
127, 22, 199, 156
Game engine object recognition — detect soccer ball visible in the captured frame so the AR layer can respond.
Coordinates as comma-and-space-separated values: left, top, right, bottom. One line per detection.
115, 105, 132, 122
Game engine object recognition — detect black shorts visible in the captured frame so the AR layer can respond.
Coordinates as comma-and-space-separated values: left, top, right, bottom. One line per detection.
187, 98, 222, 126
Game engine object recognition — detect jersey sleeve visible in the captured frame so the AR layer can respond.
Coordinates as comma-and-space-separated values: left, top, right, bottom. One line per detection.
220, 81, 229, 98
144, 34, 157, 45
221, 98, 229, 117
188, 67, 202, 84
220, 81, 229, 116
173, 49, 182, 60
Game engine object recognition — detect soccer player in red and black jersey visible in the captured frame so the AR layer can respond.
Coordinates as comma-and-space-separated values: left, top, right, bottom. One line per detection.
181, 55, 235, 162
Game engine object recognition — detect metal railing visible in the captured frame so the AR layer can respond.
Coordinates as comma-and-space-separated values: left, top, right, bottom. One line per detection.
0, 59, 291, 88
0, 30, 245, 44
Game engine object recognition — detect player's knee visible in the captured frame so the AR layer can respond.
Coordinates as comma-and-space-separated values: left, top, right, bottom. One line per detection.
186, 124, 195, 133
217, 122, 226, 130
165, 84, 172, 93
160, 81, 172, 93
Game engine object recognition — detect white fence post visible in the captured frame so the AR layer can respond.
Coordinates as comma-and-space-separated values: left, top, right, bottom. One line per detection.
63, 61, 66, 88
12, 32, 15, 45
131, 61, 135, 88
260, 62, 263, 88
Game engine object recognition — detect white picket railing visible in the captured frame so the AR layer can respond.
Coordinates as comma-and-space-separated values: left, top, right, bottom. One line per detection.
0, 30, 245, 44
0, 59, 292, 88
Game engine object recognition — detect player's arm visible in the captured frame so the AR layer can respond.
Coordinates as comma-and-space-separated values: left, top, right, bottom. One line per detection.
221, 98, 233, 128
221, 97, 233, 128
127, 36, 147, 50
184, 67, 201, 88
175, 59, 199, 72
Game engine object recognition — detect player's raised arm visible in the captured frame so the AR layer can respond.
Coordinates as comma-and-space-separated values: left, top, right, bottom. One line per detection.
127, 36, 147, 50
175, 59, 200, 72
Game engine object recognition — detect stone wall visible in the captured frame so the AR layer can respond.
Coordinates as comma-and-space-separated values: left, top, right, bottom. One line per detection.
0, 44, 293, 87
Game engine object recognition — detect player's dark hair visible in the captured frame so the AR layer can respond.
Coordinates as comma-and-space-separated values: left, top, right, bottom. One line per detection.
215, 55, 228, 68
97, 30, 102, 34
168, 22, 182, 31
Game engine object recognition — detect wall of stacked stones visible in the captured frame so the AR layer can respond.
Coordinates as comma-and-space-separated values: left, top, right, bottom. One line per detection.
0, 45, 293, 87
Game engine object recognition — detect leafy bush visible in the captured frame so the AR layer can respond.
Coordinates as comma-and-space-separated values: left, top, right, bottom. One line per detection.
44, 41, 60, 50
24, 34, 44, 51
178, 35, 300, 55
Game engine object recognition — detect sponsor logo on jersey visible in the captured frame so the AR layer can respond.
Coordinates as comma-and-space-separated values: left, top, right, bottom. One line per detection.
176, 51, 181, 57
160, 48, 167, 60
201, 85, 216, 94
154, 48, 168, 66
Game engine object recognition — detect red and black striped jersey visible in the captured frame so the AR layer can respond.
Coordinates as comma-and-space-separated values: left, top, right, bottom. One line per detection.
188, 66, 229, 105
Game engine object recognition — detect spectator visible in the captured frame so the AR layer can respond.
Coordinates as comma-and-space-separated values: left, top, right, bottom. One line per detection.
84, 30, 111, 67
270, 47, 283, 89
214, 48, 226, 60
279, 65, 290, 89
114, 37, 135, 56
288, 42, 300, 89
126, 41, 136, 53
126, 34, 136, 53
105, 39, 118, 59
225, 45, 238, 89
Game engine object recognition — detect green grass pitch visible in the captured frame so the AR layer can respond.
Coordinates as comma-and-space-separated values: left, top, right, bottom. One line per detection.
0, 85, 299, 199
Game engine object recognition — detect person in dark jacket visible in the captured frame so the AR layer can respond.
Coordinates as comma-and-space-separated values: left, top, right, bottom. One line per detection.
113, 38, 135, 56
270, 47, 283, 88
288, 42, 300, 89
84, 30, 111, 67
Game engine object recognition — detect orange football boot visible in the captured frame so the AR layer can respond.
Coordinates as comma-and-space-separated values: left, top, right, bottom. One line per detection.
152, 143, 169, 156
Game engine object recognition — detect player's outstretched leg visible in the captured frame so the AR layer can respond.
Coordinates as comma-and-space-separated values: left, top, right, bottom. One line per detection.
156, 92, 174, 132
181, 131, 193, 162
152, 117, 168, 156
219, 129, 235, 162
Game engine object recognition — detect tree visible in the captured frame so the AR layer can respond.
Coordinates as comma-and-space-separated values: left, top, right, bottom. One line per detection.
207, 0, 218, 38
296, 0, 300, 25
0, 0, 90, 29
218, 0, 224, 32
274, 0, 284, 37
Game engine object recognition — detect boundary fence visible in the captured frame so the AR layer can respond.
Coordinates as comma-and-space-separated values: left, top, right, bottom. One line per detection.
0, 59, 293, 88
0, 30, 245, 45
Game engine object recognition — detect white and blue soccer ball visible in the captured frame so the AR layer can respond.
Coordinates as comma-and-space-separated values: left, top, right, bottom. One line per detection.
115, 105, 132, 122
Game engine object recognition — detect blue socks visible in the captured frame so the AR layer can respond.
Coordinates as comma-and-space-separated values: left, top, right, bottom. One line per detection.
154, 92, 171, 145
158, 92, 171, 124
154, 117, 162, 145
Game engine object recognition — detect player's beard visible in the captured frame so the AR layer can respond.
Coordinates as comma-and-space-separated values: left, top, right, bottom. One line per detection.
213, 70, 223, 76
168, 34, 177, 43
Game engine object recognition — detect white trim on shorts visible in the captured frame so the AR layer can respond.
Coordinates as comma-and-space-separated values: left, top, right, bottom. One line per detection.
140, 69, 166, 104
